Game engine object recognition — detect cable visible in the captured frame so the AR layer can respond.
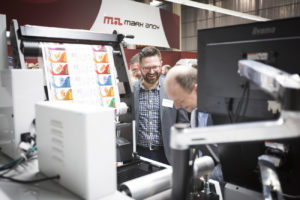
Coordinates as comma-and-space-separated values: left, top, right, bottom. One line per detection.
0, 141, 42, 183
26, 144, 37, 155
227, 110, 233, 123
0, 157, 25, 176
236, 82, 250, 122
0, 158, 22, 171
0, 146, 36, 175
0, 143, 56, 184
227, 98, 234, 123
234, 84, 247, 122
0, 144, 37, 172
233, 89, 246, 121
0, 174, 60, 184
232, 81, 250, 123
280, 192, 300, 199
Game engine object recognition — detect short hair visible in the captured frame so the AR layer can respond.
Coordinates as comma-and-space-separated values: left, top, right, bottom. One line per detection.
139, 46, 161, 64
162, 64, 171, 71
170, 65, 197, 93
129, 53, 139, 65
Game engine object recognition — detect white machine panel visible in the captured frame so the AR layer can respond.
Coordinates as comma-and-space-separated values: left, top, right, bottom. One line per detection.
0, 69, 45, 159
36, 101, 116, 200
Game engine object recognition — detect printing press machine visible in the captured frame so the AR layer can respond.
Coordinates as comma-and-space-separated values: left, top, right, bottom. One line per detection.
0, 14, 176, 200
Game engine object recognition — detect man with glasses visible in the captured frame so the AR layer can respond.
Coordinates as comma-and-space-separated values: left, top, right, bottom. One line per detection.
132, 46, 189, 164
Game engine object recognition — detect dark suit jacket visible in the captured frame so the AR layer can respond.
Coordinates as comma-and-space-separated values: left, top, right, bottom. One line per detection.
133, 77, 189, 163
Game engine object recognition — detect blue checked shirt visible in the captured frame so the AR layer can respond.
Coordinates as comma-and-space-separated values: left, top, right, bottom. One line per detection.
191, 108, 213, 127
137, 82, 163, 147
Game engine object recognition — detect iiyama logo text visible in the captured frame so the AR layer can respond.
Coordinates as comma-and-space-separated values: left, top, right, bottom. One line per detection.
252, 27, 276, 35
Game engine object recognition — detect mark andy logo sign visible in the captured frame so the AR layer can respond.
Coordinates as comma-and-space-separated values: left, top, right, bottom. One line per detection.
103, 16, 160, 30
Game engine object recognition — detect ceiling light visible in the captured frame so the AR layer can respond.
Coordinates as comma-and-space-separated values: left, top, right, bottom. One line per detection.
165, 0, 269, 21
150, 0, 163, 7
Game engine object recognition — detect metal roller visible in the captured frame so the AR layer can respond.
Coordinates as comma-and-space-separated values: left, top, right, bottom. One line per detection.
120, 168, 172, 200
21, 41, 41, 57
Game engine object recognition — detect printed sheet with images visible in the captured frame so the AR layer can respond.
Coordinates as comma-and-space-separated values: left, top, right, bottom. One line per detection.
41, 43, 120, 109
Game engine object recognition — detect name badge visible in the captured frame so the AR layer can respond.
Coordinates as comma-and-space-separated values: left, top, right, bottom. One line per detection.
162, 98, 174, 108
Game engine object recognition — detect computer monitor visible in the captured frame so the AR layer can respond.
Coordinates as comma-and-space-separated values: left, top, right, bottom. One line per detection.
197, 17, 300, 194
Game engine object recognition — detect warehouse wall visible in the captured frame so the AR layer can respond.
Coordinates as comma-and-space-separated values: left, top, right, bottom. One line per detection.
182, 0, 300, 51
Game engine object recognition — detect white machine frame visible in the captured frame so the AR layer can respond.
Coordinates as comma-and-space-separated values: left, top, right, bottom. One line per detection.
36, 101, 118, 200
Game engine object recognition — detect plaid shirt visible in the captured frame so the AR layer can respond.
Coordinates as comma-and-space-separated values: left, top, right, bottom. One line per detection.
137, 82, 163, 147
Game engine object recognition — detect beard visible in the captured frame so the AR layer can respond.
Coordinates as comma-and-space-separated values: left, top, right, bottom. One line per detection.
142, 72, 160, 84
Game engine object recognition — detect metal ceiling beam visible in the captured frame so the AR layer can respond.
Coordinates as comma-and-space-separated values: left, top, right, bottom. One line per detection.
164, 0, 270, 21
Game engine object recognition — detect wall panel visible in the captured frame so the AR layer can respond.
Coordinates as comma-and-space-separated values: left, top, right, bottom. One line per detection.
182, 0, 300, 51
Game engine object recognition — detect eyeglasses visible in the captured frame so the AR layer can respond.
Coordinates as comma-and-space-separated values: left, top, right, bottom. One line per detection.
141, 66, 160, 72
